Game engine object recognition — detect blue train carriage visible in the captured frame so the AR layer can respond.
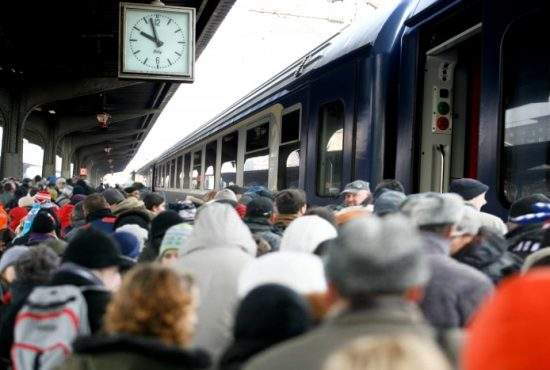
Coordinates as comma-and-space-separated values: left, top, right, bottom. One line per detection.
138, 0, 549, 216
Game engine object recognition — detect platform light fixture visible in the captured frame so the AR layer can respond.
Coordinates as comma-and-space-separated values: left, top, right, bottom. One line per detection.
96, 112, 111, 128
104, 146, 112, 154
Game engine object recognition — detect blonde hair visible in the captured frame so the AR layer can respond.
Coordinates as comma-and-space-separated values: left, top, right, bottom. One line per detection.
324, 335, 451, 370
104, 264, 196, 347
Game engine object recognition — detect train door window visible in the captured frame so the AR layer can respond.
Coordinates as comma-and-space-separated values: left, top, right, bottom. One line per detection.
502, 15, 550, 203
317, 101, 344, 196
221, 132, 238, 187
170, 159, 176, 188
418, 23, 482, 193
205, 141, 217, 190
183, 152, 191, 188
244, 122, 269, 187
278, 108, 301, 189
160, 163, 165, 188
176, 155, 183, 189
192, 150, 202, 189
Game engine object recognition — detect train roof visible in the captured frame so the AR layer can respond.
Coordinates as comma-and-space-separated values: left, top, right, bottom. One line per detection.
138, 0, 419, 172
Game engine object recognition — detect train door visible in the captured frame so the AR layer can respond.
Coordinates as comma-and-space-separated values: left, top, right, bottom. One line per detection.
417, 21, 482, 193
305, 61, 356, 205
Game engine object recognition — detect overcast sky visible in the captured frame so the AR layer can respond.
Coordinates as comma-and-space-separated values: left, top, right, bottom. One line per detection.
15, 0, 386, 183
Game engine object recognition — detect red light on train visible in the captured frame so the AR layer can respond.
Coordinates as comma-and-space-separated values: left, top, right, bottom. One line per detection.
436, 116, 450, 131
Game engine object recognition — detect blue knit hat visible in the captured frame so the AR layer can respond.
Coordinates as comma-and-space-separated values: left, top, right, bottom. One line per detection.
113, 231, 140, 261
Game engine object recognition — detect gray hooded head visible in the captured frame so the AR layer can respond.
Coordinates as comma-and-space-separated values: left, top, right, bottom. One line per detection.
325, 214, 429, 297
400, 192, 464, 227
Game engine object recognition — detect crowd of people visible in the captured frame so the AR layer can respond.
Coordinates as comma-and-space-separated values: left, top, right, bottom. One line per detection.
0, 174, 546, 369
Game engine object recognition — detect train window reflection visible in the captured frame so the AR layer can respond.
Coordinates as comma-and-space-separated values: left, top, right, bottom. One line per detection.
183, 153, 191, 188
164, 163, 169, 188
244, 154, 269, 187
192, 151, 202, 189
246, 122, 269, 152
317, 101, 344, 197
205, 141, 217, 190
502, 15, 550, 203
170, 159, 176, 188
221, 133, 238, 187
176, 156, 183, 189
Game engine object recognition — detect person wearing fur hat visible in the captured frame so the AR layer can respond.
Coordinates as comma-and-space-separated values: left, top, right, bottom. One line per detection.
401, 193, 493, 328
158, 223, 192, 267
0, 246, 29, 301
244, 215, 443, 370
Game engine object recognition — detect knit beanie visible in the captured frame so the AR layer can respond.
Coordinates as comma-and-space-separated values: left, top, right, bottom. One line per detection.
30, 211, 57, 234
63, 229, 129, 269
103, 189, 125, 206
113, 231, 140, 260
509, 194, 550, 219
449, 178, 489, 201
158, 223, 193, 258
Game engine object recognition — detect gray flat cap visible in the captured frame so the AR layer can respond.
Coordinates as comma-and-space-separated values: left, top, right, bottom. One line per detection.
341, 180, 370, 195
325, 214, 429, 296
400, 192, 464, 227
374, 190, 407, 216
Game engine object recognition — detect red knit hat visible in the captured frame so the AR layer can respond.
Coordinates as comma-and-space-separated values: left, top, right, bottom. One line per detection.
463, 269, 550, 370
34, 191, 51, 204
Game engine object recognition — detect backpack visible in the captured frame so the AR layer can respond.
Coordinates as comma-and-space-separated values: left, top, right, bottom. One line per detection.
12, 285, 93, 370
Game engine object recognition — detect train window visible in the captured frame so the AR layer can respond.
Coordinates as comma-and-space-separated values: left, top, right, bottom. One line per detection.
183, 153, 191, 188
221, 133, 238, 187
170, 159, 176, 188
205, 141, 217, 190
244, 122, 270, 187
164, 162, 170, 188
244, 154, 269, 187
278, 109, 301, 189
317, 101, 344, 197
502, 15, 550, 203
246, 122, 269, 152
281, 109, 300, 144
176, 155, 183, 189
192, 150, 202, 189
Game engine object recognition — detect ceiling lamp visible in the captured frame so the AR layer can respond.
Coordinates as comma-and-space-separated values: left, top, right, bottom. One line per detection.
108, 158, 113, 164
96, 112, 111, 128
104, 146, 112, 154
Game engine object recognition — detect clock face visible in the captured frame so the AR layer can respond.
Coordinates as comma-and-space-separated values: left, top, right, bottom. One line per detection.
121, 5, 194, 79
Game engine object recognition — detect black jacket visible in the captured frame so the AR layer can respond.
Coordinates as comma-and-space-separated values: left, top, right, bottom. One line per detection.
59, 334, 211, 370
454, 228, 522, 284
49, 263, 111, 333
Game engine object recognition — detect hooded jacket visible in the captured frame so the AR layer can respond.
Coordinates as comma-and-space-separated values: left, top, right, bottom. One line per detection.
177, 203, 255, 362
58, 334, 211, 370
279, 215, 337, 254
111, 197, 151, 218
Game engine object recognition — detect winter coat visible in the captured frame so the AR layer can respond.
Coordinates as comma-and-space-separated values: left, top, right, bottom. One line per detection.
243, 217, 282, 251
49, 263, 111, 333
177, 203, 255, 362
0, 280, 35, 362
454, 227, 522, 284
420, 233, 494, 329
25, 232, 55, 246
8, 207, 28, 232
243, 297, 448, 370
58, 334, 211, 370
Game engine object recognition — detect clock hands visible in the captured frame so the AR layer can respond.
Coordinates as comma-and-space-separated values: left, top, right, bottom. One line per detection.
150, 18, 163, 48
